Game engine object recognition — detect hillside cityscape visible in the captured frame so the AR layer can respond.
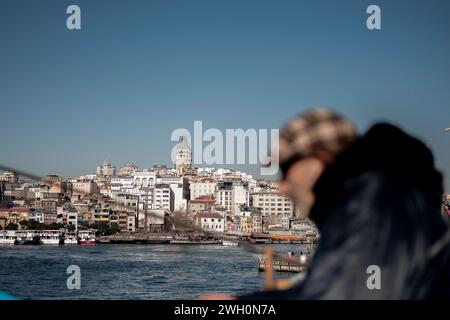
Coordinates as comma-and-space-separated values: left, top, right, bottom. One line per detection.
0, 137, 319, 245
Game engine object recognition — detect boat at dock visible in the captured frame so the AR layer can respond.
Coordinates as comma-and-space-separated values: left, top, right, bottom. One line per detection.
249, 233, 272, 244
78, 230, 96, 245
14, 230, 40, 245
0, 230, 17, 244
222, 235, 240, 246
169, 239, 220, 244
63, 232, 78, 245
222, 239, 239, 246
40, 230, 63, 245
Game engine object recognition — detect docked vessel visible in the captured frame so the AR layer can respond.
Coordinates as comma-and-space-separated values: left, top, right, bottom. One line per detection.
249, 233, 272, 244
222, 235, 240, 246
222, 239, 239, 246
40, 230, 63, 245
169, 233, 191, 244
78, 230, 96, 245
14, 230, 40, 245
64, 232, 78, 245
0, 230, 17, 244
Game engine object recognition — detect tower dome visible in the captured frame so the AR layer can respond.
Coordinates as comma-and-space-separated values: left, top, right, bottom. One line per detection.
175, 136, 192, 173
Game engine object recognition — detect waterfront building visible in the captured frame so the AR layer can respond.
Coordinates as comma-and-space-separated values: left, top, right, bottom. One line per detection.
139, 209, 167, 232
252, 213, 263, 233
117, 211, 136, 232
281, 214, 291, 230
225, 215, 241, 234
92, 207, 111, 223
0, 210, 7, 229
194, 212, 224, 233
240, 215, 253, 234
127, 212, 136, 232
6, 207, 29, 225
66, 209, 78, 228
56, 207, 65, 224
43, 212, 57, 225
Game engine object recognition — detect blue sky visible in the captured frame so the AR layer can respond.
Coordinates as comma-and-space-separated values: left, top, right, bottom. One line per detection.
0, 0, 449, 190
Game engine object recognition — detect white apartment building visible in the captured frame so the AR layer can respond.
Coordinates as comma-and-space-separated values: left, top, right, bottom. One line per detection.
157, 176, 188, 212
133, 171, 156, 188
216, 181, 249, 214
66, 209, 78, 227
216, 188, 233, 212
232, 183, 249, 214
251, 191, 294, 216
110, 177, 134, 193
153, 184, 172, 211
197, 212, 224, 233
189, 179, 217, 200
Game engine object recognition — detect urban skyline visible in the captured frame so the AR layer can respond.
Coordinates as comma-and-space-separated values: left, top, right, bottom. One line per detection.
1, 0, 450, 191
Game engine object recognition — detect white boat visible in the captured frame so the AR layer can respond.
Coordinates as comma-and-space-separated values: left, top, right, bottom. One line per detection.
78, 230, 96, 245
64, 232, 78, 245
222, 239, 239, 247
0, 230, 17, 244
40, 230, 62, 245
15, 230, 40, 245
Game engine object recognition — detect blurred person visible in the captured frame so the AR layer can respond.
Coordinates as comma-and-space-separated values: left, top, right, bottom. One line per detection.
201, 108, 450, 300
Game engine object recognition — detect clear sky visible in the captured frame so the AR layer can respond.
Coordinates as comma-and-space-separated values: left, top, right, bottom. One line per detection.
0, 0, 449, 190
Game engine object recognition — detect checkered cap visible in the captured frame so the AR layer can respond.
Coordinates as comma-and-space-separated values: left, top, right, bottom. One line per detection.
278, 108, 357, 166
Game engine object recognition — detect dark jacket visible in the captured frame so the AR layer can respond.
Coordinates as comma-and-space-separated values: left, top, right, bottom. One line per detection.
242, 123, 450, 299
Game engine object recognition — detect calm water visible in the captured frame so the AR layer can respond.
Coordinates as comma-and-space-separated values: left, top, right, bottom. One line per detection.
0, 244, 310, 299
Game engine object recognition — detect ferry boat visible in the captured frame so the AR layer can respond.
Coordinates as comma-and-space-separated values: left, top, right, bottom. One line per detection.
0, 230, 17, 244
78, 230, 96, 245
222, 235, 240, 247
170, 233, 191, 244
222, 239, 239, 246
40, 230, 63, 245
249, 233, 272, 244
14, 230, 40, 245
64, 232, 78, 245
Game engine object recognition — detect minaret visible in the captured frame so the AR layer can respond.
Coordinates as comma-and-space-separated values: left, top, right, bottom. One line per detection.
175, 136, 192, 173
